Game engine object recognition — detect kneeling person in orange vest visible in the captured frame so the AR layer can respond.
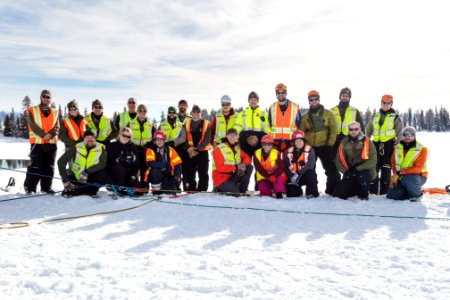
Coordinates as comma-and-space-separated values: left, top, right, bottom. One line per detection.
284, 130, 319, 198
387, 127, 428, 201
58, 129, 110, 197
253, 135, 285, 198
144, 130, 183, 194
333, 121, 377, 200
212, 128, 253, 195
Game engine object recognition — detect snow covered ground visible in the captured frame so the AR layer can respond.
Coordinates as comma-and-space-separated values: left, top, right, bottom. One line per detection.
1, 133, 450, 299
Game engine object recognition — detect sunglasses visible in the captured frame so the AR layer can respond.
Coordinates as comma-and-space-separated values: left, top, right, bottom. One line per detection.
382, 101, 393, 105
262, 142, 273, 146
69, 108, 78, 111
138, 110, 147, 113
42, 95, 51, 99
276, 91, 286, 95
309, 98, 320, 102
192, 110, 201, 113
93, 106, 103, 109
121, 134, 132, 139
222, 103, 231, 107
348, 128, 360, 132
403, 133, 415, 137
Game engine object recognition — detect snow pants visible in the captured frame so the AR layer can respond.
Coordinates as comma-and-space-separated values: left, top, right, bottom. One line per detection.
386, 174, 426, 200
333, 169, 371, 200
258, 176, 285, 197
217, 165, 253, 195
185, 150, 209, 192
148, 168, 180, 194
370, 140, 394, 195
64, 169, 111, 196
24, 144, 57, 193
286, 169, 319, 198
314, 146, 340, 195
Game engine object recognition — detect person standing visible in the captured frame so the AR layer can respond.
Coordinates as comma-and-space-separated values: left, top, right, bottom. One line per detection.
387, 127, 428, 201
333, 121, 377, 200
234, 91, 271, 157
174, 105, 211, 191
85, 99, 118, 146
177, 99, 191, 124
210, 95, 237, 147
366, 94, 403, 195
284, 130, 319, 198
115, 97, 138, 129
24, 89, 60, 194
158, 106, 183, 147
331, 87, 365, 156
59, 100, 90, 149
212, 128, 253, 195
300, 90, 339, 195
253, 135, 285, 198
268, 83, 302, 152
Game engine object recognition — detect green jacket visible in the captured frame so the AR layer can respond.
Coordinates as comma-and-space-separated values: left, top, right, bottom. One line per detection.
335, 135, 377, 180
300, 105, 337, 147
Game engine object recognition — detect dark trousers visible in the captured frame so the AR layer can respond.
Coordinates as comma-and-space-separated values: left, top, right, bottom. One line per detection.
370, 141, 394, 195
149, 168, 180, 194
286, 169, 319, 197
24, 144, 57, 193
333, 170, 372, 200
185, 151, 209, 191
65, 169, 111, 196
314, 146, 340, 195
109, 164, 135, 187
175, 145, 189, 191
217, 165, 253, 195
136, 146, 148, 188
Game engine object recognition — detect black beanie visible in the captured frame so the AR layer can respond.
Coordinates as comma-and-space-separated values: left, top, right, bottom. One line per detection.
339, 87, 352, 99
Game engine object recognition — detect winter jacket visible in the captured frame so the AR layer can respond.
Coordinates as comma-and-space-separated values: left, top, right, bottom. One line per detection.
284, 145, 316, 179
107, 140, 140, 178
59, 115, 90, 148
253, 148, 285, 182
366, 108, 403, 144
300, 105, 337, 147
144, 142, 182, 178
212, 140, 251, 187
391, 140, 428, 178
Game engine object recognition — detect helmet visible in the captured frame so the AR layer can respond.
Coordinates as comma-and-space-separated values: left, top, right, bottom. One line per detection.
261, 135, 274, 144
381, 94, 393, 102
275, 83, 287, 92
153, 130, 167, 140
292, 130, 306, 140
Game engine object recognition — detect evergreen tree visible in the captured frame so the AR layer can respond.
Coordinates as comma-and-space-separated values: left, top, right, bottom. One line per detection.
20, 96, 32, 138
364, 107, 372, 127
407, 108, 413, 127
112, 111, 118, 125
160, 110, 166, 123
3, 114, 14, 136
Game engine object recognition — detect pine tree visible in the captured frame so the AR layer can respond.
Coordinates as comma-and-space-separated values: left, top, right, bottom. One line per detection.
160, 110, 166, 123
3, 114, 13, 136
20, 96, 32, 138
364, 107, 372, 127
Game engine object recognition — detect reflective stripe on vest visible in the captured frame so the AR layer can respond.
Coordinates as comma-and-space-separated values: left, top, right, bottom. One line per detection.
160, 121, 182, 142
338, 137, 370, 170
235, 106, 270, 133
215, 112, 237, 143
394, 142, 428, 173
286, 145, 311, 173
129, 119, 154, 146
212, 142, 241, 172
118, 112, 135, 129
28, 106, 58, 144
332, 106, 356, 135
270, 101, 299, 140
63, 117, 87, 141
144, 146, 182, 182
372, 113, 397, 142
86, 114, 112, 142
254, 148, 279, 182
71, 142, 104, 180
185, 119, 211, 151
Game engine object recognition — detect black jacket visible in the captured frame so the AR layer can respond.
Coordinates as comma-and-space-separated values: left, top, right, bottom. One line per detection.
107, 140, 140, 177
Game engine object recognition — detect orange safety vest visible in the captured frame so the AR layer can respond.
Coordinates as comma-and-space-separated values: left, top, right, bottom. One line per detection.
28, 105, 58, 144
143, 146, 182, 182
63, 117, 88, 141
338, 138, 370, 170
254, 148, 280, 182
185, 119, 212, 151
270, 101, 299, 140
286, 145, 312, 173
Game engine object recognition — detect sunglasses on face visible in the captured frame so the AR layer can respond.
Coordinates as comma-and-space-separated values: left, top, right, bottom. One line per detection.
309, 98, 320, 102
403, 133, 414, 137
222, 103, 231, 107
276, 91, 286, 95
138, 110, 147, 113
382, 101, 392, 105
69, 108, 78, 111
93, 106, 103, 109
121, 134, 132, 139
348, 128, 359, 132
128, 101, 136, 104
262, 142, 273, 146
42, 95, 51, 99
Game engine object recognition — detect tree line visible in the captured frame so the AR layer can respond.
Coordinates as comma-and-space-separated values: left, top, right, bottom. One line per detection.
1, 96, 449, 138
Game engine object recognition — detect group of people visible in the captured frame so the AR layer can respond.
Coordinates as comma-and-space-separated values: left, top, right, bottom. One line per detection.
23, 85, 429, 201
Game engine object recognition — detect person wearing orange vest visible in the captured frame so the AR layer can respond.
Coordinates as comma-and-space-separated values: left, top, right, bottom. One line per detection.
174, 105, 211, 191
387, 127, 428, 201
24, 89, 60, 194
333, 121, 377, 200
284, 130, 319, 198
144, 130, 183, 194
212, 128, 253, 195
268, 83, 302, 152
59, 100, 90, 149
253, 135, 285, 198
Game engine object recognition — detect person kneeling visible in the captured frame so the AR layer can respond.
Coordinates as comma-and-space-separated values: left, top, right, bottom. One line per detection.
58, 130, 110, 196
285, 130, 319, 198
333, 122, 376, 200
212, 128, 253, 196
144, 130, 182, 194
253, 135, 285, 198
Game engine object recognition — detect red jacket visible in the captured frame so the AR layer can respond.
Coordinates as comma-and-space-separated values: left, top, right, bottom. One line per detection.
212, 141, 251, 187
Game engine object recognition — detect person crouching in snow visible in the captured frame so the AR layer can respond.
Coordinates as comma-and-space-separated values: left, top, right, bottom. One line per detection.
58, 129, 110, 196
212, 128, 253, 195
284, 130, 319, 198
387, 127, 428, 201
253, 135, 285, 198
144, 130, 182, 194
333, 121, 377, 200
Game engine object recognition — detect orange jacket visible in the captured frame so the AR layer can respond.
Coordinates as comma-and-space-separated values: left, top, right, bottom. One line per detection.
212, 141, 251, 187
391, 143, 428, 178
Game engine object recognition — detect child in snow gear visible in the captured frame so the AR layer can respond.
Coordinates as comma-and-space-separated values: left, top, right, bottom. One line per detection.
366, 94, 403, 195
284, 130, 319, 198
24, 89, 60, 194
144, 130, 182, 194
85, 99, 118, 146
333, 122, 377, 200
59, 100, 90, 149
253, 135, 285, 198
115, 97, 138, 129
268, 83, 302, 152
58, 129, 110, 196
210, 95, 237, 147
387, 127, 428, 201
212, 128, 253, 195
300, 90, 339, 195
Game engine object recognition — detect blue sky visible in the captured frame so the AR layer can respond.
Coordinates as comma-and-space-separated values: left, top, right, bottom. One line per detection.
0, 0, 449, 118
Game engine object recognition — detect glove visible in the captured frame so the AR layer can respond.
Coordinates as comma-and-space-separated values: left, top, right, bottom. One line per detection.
389, 174, 399, 189
187, 147, 199, 158
290, 174, 299, 184
64, 182, 76, 191
246, 135, 258, 147
80, 171, 89, 183
237, 164, 246, 176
